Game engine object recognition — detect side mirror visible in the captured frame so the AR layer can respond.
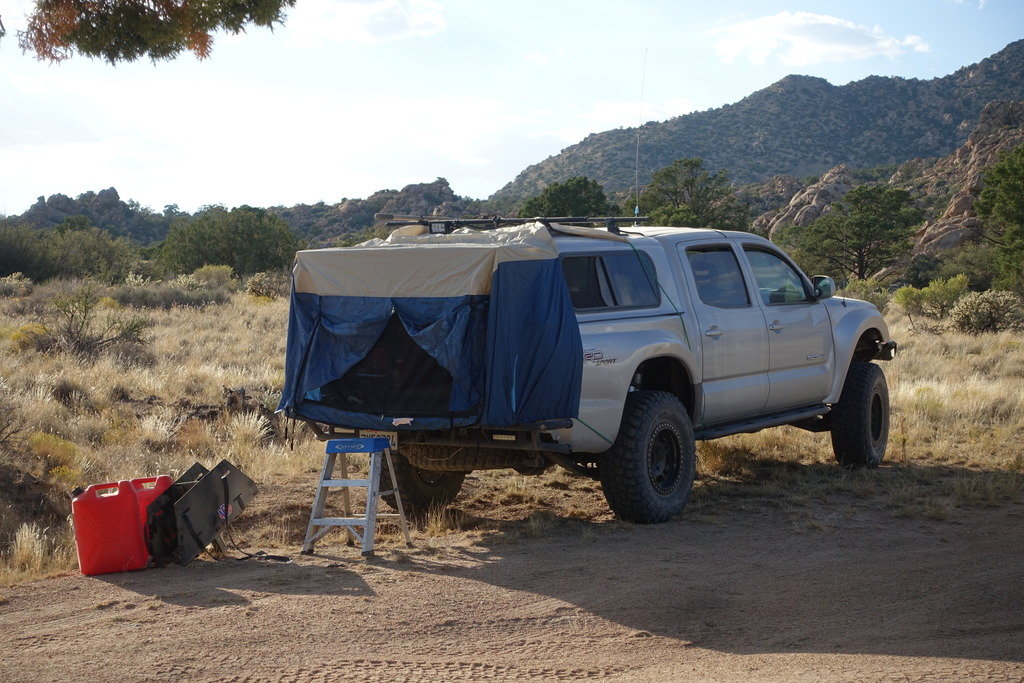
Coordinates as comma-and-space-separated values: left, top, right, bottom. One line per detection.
812, 275, 835, 299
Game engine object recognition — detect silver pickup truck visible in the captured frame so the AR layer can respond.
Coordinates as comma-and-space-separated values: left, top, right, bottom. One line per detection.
286, 220, 896, 524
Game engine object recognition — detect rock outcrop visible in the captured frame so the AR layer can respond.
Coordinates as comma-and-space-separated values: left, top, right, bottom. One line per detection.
271, 178, 472, 244
753, 165, 854, 237
746, 101, 1024, 265
901, 100, 1024, 254
12, 187, 170, 244
736, 174, 804, 221
379, 177, 466, 218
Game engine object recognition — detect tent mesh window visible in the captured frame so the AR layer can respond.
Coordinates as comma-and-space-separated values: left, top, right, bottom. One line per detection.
312, 314, 454, 417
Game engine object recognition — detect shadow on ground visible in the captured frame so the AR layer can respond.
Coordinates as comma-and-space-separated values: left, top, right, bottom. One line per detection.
369, 460, 1024, 663
97, 556, 374, 607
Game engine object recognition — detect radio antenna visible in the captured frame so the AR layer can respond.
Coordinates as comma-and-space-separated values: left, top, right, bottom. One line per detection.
633, 48, 648, 225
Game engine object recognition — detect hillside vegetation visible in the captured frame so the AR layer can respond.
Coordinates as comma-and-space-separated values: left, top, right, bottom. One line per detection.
492, 40, 1024, 203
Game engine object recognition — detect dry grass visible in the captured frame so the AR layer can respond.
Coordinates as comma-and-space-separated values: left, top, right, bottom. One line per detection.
0, 523, 75, 584
1, 292, 1022, 581
688, 316, 1024, 520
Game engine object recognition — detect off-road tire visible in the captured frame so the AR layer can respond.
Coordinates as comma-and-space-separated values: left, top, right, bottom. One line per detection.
598, 390, 696, 524
830, 361, 889, 468
382, 448, 466, 516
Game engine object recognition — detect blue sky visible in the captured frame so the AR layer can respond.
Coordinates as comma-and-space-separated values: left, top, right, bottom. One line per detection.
0, 0, 1021, 214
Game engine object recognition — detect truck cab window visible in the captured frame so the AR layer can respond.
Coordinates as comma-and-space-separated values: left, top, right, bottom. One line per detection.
686, 247, 750, 308
743, 248, 811, 305
561, 252, 659, 310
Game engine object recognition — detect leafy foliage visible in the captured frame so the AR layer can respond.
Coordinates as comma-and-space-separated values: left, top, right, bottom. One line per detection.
633, 158, 748, 229
190, 264, 236, 290
903, 245, 999, 291
159, 206, 298, 275
781, 186, 922, 280
518, 177, 619, 218
948, 290, 1024, 333
837, 279, 890, 312
19, 0, 295, 63
0, 222, 138, 283
975, 145, 1024, 293
892, 275, 970, 325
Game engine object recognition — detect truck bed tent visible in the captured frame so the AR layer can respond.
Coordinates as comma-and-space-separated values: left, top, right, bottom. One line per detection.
278, 222, 583, 431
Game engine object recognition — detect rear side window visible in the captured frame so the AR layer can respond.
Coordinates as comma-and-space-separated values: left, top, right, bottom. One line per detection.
685, 246, 750, 308
561, 251, 660, 310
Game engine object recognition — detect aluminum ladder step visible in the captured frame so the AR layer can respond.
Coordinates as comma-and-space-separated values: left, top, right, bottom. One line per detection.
300, 438, 412, 557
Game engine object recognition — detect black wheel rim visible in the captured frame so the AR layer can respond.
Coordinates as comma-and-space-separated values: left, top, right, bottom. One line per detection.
870, 393, 884, 443
647, 424, 682, 495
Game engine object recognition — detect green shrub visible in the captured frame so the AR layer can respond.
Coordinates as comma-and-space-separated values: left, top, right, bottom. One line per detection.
27, 432, 78, 469
109, 282, 230, 309
8, 323, 49, 352
892, 274, 970, 322
0, 272, 34, 298
920, 274, 969, 317
191, 264, 235, 290
838, 279, 890, 311
245, 271, 290, 298
948, 291, 1024, 334
892, 285, 925, 318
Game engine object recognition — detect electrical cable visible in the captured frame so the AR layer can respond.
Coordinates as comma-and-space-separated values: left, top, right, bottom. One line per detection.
575, 416, 615, 447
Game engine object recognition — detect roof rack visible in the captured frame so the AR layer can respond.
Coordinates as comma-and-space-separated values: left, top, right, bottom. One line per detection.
374, 214, 649, 236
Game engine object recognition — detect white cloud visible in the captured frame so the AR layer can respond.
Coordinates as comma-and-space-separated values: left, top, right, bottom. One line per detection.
283, 0, 446, 47
711, 12, 930, 66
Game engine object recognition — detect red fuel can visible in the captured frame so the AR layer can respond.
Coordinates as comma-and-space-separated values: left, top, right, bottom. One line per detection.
72, 481, 150, 576
130, 475, 173, 525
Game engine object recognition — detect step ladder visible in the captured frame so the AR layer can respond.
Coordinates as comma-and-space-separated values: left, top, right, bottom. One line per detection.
301, 438, 412, 557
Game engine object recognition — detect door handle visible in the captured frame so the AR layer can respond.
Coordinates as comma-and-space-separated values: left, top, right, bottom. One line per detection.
768, 321, 784, 331
704, 327, 723, 338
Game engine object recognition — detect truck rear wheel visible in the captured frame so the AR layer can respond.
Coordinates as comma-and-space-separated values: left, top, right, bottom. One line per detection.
382, 448, 466, 516
599, 390, 696, 524
830, 361, 889, 468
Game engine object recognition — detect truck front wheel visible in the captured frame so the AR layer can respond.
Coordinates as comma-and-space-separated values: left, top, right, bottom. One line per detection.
382, 448, 466, 516
830, 361, 889, 468
598, 390, 696, 524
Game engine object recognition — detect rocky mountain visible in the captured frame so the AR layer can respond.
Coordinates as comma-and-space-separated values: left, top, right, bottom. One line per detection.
897, 100, 1024, 255
748, 100, 1024, 262
6, 187, 172, 244
269, 178, 476, 244
492, 40, 1024, 205
2, 178, 477, 247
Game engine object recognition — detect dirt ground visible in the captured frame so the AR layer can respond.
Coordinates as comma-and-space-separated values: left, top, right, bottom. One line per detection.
2, 482, 1023, 682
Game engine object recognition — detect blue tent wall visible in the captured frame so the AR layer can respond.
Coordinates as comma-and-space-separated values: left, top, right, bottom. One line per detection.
279, 253, 583, 430
481, 258, 582, 425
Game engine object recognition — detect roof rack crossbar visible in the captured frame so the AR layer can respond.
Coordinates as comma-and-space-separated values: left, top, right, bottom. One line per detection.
375, 214, 649, 235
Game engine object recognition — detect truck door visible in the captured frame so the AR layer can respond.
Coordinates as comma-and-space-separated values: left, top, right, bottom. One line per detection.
678, 243, 769, 424
740, 245, 834, 411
